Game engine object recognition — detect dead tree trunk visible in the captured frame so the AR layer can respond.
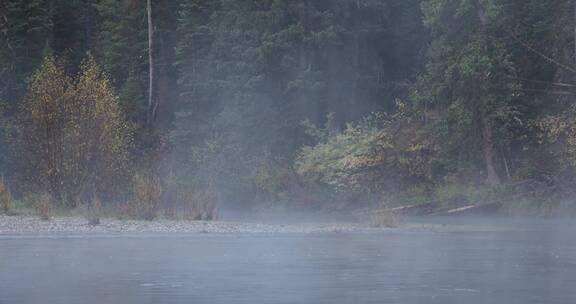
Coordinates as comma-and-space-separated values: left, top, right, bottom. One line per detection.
146, 0, 157, 133
475, 0, 500, 186
481, 113, 500, 185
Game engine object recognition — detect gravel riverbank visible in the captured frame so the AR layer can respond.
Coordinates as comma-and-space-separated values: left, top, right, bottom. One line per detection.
0, 215, 381, 235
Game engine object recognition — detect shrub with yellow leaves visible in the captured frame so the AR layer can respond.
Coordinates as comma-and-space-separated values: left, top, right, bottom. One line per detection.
17, 55, 131, 208
538, 106, 576, 169
126, 172, 162, 220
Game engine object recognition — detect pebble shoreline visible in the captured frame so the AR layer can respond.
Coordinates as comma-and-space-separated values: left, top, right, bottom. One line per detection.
0, 215, 381, 235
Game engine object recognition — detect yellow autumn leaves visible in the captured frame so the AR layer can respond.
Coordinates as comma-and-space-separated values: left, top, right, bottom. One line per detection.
19, 55, 131, 207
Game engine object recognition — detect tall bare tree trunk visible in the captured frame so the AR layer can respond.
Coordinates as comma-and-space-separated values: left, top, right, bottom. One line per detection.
146, 0, 157, 132
0, 0, 7, 30
85, 0, 93, 51
475, 0, 500, 186
481, 113, 500, 185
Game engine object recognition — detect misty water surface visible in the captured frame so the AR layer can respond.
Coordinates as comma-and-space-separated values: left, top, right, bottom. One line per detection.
1, 218, 575, 304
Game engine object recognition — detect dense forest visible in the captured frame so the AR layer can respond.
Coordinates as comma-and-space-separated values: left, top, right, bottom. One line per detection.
2, 0, 576, 218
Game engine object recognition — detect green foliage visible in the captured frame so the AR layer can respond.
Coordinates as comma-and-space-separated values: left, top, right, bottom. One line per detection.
0, 0, 48, 107
432, 183, 480, 207
381, 186, 431, 208
414, 0, 518, 185
296, 102, 434, 195
94, 0, 149, 124
171, 0, 426, 206
538, 105, 576, 169
3, 0, 576, 214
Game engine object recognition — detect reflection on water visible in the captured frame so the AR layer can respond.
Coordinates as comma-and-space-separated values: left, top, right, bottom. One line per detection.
1, 218, 576, 304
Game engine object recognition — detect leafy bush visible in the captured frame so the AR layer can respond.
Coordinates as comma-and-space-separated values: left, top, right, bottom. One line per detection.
296, 102, 434, 196
125, 172, 162, 220
161, 172, 219, 221
369, 210, 400, 228
86, 197, 102, 225
538, 106, 576, 169
178, 190, 219, 221
35, 193, 52, 220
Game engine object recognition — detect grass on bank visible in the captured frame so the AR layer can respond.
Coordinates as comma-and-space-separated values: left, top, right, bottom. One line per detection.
3, 179, 576, 225
2, 187, 220, 224
376, 182, 576, 218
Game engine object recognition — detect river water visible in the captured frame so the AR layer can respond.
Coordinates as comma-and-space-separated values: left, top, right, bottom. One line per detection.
1, 217, 575, 304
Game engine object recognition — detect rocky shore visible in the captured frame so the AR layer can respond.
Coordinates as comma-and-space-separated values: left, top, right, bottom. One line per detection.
0, 215, 379, 235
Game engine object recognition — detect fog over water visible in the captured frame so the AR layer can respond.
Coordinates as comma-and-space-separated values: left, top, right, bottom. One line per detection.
1, 217, 575, 304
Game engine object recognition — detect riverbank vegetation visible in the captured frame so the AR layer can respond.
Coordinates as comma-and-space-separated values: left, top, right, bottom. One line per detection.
2, 0, 576, 220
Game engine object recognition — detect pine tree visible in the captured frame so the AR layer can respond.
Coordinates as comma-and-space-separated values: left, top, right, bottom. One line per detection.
94, 0, 148, 124
415, 0, 517, 185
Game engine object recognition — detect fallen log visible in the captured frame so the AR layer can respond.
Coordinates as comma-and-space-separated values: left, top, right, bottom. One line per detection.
365, 201, 502, 217
428, 202, 502, 216
368, 203, 437, 216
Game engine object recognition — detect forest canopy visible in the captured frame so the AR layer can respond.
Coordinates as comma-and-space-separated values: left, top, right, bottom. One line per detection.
2, 0, 576, 217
